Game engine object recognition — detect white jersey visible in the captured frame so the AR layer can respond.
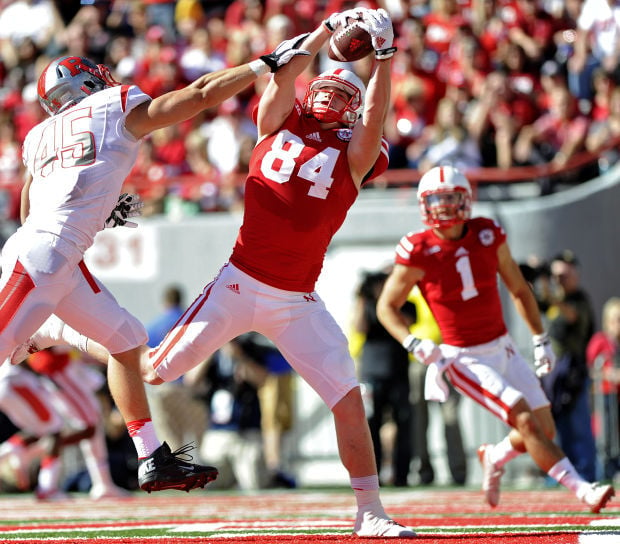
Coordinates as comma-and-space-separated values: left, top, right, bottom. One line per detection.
21, 85, 150, 253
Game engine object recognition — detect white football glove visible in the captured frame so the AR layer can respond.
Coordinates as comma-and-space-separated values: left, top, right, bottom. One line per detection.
260, 33, 310, 73
104, 193, 143, 229
323, 7, 369, 33
362, 8, 396, 59
424, 357, 454, 402
403, 335, 443, 366
533, 332, 556, 377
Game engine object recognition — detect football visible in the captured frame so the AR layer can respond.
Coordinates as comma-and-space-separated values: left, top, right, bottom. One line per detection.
328, 17, 374, 62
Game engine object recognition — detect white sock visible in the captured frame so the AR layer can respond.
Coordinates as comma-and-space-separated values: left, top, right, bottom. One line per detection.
37, 456, 61, 493
548, 457, 589, 497
127, 419, 160, 459
351, 475, 382, 510
489, 436, 522, 468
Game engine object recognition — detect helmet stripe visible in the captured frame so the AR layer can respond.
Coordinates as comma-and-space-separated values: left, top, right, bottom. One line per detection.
37, 64, 51, 100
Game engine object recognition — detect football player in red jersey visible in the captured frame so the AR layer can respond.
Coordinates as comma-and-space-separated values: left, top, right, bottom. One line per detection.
377, 165, 615, 513
1, 35, 311, 494
8, 8, 415, 538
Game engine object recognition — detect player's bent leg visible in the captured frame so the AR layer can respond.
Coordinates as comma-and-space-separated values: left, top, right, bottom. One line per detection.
138, 442, 218, 493
529, 405, 556, 441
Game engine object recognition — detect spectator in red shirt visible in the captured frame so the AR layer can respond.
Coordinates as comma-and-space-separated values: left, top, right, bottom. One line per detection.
514, 84, 590, 192
586, 296, 620, 481
423, 0, 468, 55
467, 69, 539, 168
501, 0, 555, 65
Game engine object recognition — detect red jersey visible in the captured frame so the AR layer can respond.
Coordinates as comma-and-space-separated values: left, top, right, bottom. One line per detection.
395, 217, 507, 346
230, 101, 389, 292
586, 332, 620, 395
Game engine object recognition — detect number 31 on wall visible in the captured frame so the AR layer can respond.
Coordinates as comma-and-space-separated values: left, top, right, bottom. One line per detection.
85, 226, 157, 280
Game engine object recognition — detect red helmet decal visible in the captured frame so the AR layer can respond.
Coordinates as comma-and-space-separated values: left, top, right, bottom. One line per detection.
58, 56, 98, 77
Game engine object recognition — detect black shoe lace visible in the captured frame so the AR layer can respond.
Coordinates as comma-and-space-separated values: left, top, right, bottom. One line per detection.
169, 442, 196, 462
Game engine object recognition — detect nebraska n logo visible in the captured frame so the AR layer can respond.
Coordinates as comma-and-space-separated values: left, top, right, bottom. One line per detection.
226, 283, 240, 294
303, 293, 316, 302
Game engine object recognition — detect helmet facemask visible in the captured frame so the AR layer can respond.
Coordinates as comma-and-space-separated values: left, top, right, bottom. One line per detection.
417, 165, 473, 228
303, 69, 365, 127
419, 188, 470, 228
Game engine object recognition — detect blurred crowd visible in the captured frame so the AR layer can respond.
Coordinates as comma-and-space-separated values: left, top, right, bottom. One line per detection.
0, 0, 619, 225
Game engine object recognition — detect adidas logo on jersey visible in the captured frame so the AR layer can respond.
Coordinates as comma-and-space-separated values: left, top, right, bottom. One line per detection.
306, 132, 322, 142
226, 283, 240, 294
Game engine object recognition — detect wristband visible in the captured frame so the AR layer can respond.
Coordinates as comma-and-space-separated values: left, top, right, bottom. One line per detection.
532, 332, 549, 345
249, 59, 270, 76
402, 334, 419, 352
375, 47, 397, 60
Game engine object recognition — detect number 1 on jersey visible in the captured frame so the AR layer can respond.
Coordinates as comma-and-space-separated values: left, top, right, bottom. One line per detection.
455, 255, 479, 301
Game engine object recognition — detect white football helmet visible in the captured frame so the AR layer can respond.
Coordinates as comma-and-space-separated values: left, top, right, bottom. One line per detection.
302, 68, 365, 127
37, 56, 121, 116
417, 165, 472, 228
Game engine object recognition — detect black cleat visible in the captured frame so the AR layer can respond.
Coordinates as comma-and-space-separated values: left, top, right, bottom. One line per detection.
138, 442, 218, 493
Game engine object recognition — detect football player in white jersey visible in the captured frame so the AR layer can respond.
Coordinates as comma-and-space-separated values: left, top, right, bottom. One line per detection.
0, 35, 310, 493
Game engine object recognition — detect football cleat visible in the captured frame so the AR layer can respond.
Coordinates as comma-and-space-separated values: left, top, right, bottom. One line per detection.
580, 482, 615, 513
138, 442, 218, 493
353, 501, 416, 538
9, 315, 68, 365
478, 443, 504, 508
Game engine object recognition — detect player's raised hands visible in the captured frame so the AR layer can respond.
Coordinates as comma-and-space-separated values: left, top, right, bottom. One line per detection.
260, 33, 311, 73
323, 7, 370, 33
361, 8, 396, 59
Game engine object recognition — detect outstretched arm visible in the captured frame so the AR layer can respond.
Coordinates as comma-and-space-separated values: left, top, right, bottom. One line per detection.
125, 39, 309, 140
125, 65, 267, 140
256, 27, 330, 138
255, 9, 365, 138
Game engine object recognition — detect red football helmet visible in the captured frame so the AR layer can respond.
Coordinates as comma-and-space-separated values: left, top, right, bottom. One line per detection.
37, 56, 121, 116
417, 165, 472, 228
302, 68, 365, 127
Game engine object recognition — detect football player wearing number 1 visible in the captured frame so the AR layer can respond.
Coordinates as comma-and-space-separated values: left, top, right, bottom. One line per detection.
376, 165, 614, 513
0, 36, 310, 493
